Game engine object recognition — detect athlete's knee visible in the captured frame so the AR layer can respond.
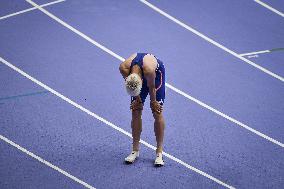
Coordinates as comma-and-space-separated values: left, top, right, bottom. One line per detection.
153, 112, 164, 122
130, 98, 143, 112
132, 109, 142, 119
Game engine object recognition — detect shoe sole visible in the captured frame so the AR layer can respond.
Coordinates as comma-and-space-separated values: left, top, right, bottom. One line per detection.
154, 161, 164, 167
125, 160, 134, 164
155, 164, 163, 167
125, 157, 138, 164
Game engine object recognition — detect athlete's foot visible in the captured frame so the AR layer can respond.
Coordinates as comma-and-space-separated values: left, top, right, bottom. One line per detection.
125, 151, 139, 164
154, 152, 164, 167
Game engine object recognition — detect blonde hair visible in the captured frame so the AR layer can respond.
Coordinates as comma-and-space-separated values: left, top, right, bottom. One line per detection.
125, 73, 142, 96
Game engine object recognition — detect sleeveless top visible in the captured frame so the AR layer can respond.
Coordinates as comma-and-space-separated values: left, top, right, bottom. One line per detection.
130, 53, 161, 78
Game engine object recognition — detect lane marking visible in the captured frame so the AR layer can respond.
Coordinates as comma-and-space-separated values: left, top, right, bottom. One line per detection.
28, 0, 124, 62
0, 0, 65, 20
139, 0, 284, 82
165, 83, 284, 148
25, 0, 284, 148
247, 55, 259, 59
240, 48, 284, 57
0, 56, 235, 189
0, 134, 96, 189
240, 50, 270, 57
0, 91, 49, 101
254, 0, 284, 17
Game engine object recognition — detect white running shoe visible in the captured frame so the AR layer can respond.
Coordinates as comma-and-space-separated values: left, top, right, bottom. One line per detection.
154, 152, 164, 167
125, 151, 139, 164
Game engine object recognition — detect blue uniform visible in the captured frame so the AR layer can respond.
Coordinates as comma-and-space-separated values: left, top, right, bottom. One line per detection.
130, 53, 166, 106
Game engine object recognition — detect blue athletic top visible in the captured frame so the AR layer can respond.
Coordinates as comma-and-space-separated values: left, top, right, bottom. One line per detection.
130, 53, 163, 78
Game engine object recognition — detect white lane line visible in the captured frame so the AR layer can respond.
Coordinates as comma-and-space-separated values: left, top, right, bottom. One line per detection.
25, 0, 284, 148
240, 48, 284, 57
254, 0, 284, 17
0, 57, 235, 189
0, 0, 65, 20
166, 84, 284, 148
240, 50, 270, 57
139, 0, 284, 82
27, 0, 124, 62
0, 134, 96, 189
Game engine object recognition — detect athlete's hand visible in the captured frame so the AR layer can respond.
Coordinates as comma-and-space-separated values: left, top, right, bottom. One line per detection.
130, 96, 143, 111
150, 101, 163, 114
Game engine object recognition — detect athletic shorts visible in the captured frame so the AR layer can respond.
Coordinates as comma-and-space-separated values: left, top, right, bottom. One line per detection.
131, 60, 165, 106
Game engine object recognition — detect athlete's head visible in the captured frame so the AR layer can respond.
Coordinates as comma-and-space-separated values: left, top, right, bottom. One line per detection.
125, 73, 142, 97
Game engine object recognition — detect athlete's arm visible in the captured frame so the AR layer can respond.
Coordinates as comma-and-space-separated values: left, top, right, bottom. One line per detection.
143, 54, 163, 114
119, 53, 136, 79
144, 71, 156, 101
145, 73, 162, 114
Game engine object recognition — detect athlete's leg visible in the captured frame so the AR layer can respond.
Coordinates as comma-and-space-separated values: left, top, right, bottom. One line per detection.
153, 61, 166, 154
131, 108, 142, 151
125, 97, 143, 163
153, 112, 165, 153
130, 79, 149, 151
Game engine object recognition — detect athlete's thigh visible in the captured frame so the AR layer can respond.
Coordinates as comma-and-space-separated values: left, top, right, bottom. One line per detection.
155, 63, 165, 106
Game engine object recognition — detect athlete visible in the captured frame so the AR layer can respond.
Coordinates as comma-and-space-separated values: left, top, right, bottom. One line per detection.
119, 53, 166, 166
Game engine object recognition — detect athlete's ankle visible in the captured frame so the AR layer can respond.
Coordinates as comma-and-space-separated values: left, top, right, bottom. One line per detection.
132, 145, 139, 152
156, 148, 163, 154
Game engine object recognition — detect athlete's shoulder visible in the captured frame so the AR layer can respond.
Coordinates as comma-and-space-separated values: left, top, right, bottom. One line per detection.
126, 53, 137, 63
119, 53, 137, 69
